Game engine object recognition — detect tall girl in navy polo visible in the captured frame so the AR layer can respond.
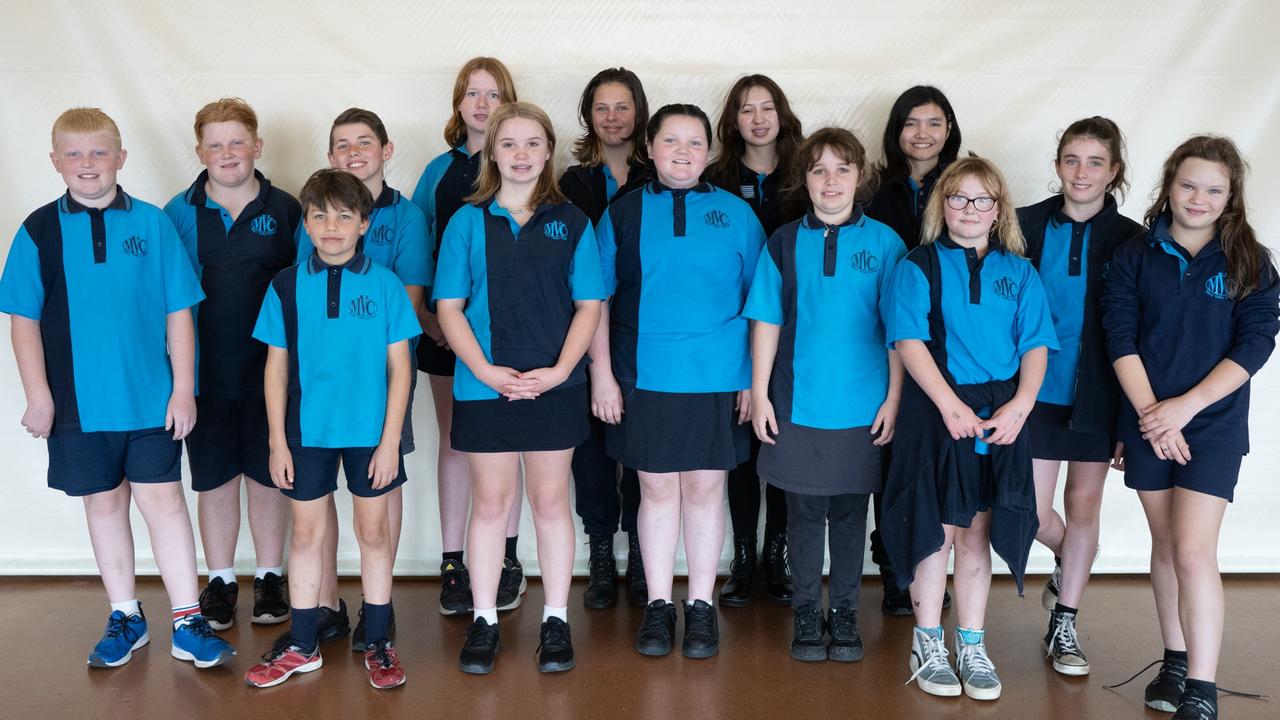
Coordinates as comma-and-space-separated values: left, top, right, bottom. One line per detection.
558, 67, 651, 610
1101, 136, 1279, 720
1017, 116, 1142, 678
745, 128, 905, 663
883, 158, 1057, 701
707, 74, 806, 607
593, 104, 766, 660
410, 57, 526, 616
435, 102, 605, 675
864, 84, 963, 616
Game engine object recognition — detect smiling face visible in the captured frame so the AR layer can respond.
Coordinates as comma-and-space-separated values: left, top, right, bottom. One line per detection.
328, 122, 392, 185
491, 116, 550, 188
1167, 157, 1230, 235
943, 174, 998, 243
195, 120, 261, 190
303, 200, 369, 265
51, 131, 126, 207
898, 102, 950, 166
806, 146, 860, 223
1056, 137, 1117, 208
458, 69, 502, 139
591, 82, 636, 149
736, 85, 779, 149
647, 114, 709, 188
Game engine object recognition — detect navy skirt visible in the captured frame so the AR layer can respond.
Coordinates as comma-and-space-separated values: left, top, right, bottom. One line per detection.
606, 384, 750, 473
1027, 401, 1113, 463
451, 382, 589, 453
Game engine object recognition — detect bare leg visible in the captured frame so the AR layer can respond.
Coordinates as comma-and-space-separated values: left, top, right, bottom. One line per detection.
466, 452, 520, 610
909, 524, 957, 628
131, 481, 200, 608
83, 482, 136, 603
1032, 459, 1064, 555
1171, 488, 1228, 682
430, 375, 471, 553
318, 495, 340, 608
245, 478, 289, 569
523, 450, 575, 608
287, 497, 331, 610
1056, 461, 1108, 608
352, 495, 393, 605
679, 470, 727, 603
637, 471, 681, 603
1138, 489, 1185, 651
196, 479, 240, 573
952, 510, 993, 631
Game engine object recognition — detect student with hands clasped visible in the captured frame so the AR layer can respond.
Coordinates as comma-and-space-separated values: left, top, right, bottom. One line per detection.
1101, 136, 1279, 720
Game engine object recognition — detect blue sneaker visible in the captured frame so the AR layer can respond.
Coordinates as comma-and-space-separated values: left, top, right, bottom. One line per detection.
171, 615, 236, 668
88, 609, 149, 667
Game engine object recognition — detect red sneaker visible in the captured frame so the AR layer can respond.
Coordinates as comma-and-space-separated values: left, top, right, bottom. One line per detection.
244, 645, 322, 688
364, 640, 406, 689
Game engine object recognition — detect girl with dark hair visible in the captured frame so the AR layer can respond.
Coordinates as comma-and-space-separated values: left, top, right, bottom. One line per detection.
1102, 136, 1279, 720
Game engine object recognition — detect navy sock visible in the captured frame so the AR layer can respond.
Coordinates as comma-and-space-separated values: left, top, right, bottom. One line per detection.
1165, 648, 1190, 664
1184, 678, 1217, 707
362, 602, 392, 645
505, 536, 519, 561
443, 550, 464, 564
1054, 602, 1077, 615
290, 607, 319, 655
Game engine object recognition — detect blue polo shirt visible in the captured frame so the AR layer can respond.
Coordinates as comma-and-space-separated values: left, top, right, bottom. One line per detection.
598, 181, 766, 393
164, 170, 301, 399
432, 200, 606, 401
744, 209, 907, 429
252, 253, 421, 448
411, 146, 480, 263
0, 189, 205, 432
1101, 214, 1280, 453
296, 183, 432, 289
1035, 211, 1091, 405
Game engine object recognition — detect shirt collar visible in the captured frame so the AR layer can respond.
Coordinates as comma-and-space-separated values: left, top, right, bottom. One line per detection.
1149, 211, 1224, 258
1049, 193, 1118, 229
307, 251, 370, 275
373, 183, 398, 209
648, 179, 713, 195
61, 187, 131, 214
185, 169, 270, 207
802, 205, 865, 230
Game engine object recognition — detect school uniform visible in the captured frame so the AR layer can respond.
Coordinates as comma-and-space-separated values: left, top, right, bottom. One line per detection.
743, 208, 906, 609
252, 252, 421, 501
597, 181, 766, 473
0, 189, 205, 495
164, 170, 301, 490
880, 236, 1058, 591
559, 160, 650, 224
1101, 214, 1280, 501
432, 200, 606, 453
411, 146, 482, 376
713, 162, 791, 237
865, 162, 949, 250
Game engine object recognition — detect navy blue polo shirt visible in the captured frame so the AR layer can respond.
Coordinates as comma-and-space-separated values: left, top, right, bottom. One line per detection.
713, 161, 789, 237
411, 146, 480, 265
164, 170, 301, 399
432, 201, 606, 401
0, 189, 205, 432
1101, 214, 1280, 453
1035, 211, 1091, 405
296, 183, 431, 289
252, 253, 421, 448
598, 182, 767, 393
744, 209, 907, 429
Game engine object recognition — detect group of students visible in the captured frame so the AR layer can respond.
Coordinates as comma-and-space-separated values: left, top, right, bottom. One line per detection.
1, 57, 1275, 719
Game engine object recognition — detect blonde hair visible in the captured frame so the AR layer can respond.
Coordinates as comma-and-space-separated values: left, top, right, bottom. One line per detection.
193, 97, 259, 143
919, 157, 1025, 255
51, 108, 121, 149
444, 57, 518, 148
466, 102, 566, 207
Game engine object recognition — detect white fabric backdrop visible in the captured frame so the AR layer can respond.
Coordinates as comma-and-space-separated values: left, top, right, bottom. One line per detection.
2, 0, 1278, 575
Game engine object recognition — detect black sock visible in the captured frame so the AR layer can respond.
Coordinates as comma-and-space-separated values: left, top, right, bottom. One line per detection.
290, 607, 319, 655
1165, 648, 1189, 663
1183, 678, 1218, 706
443, 550, 463, 565
505, 536, 519, 561
1054, 602, 1077, 615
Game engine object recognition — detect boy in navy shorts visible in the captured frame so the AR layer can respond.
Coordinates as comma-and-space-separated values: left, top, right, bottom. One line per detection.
243, 169, 419, 690
0, 108, 235, 669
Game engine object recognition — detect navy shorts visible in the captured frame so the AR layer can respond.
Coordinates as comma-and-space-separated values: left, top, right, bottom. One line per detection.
48, 426, 182, 496
283, 445, 408, 502
185, 395, 271, 492
1123, 440, 1243, 502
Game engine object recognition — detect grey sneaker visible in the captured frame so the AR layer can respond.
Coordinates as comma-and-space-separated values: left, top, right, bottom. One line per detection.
906, 627, 961, 697
955, 634, 1002, 701
1041, 563, 1062, 611
1044, 610, 1090, 675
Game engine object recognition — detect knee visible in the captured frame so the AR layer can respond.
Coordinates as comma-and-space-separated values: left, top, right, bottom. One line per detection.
1064, 488, 1102, 526
355, 517, 390, 550
640, 480, 679, 505
527, 488, 568, 521
291, 520, 327, 551
954, 527, 991, 559
680, 479, 724, 507
471, 488, 515, 522
1171, 538, 1215, 576
84, 488, 130, 516
1036, 503, 1059, 530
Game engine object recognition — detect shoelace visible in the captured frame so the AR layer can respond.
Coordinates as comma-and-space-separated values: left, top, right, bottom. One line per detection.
795, 609, 823, 640
1047, 613, 1083, 657
367, 641, 397, 669
828, 609, 856, 639
1178, 690, 1217, 720
639, 605, 673, 638
588, 541, 615, 580
685, 608, 715, 643
103, 613, 131, 639
959, 641, 997, 678
465, 621, 497, 648
182, 616, 217, 639
904, 635, 952, 685
1104, 660, 1266, 700
537, 621, 570, 653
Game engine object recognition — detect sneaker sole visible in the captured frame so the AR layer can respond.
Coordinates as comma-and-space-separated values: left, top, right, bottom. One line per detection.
206, 618, 234, 631
681, 644, 719, 659
1041, 640, 1090, 675
789, 644, 827, 662
962, 681, 1003, 701
538, 658, 576, 673
909, 656, 961, 697
171, 644, 237, 669
881, 602, 914, 617
827, 645, 864, 663
438, 603, 472, 616
496, 576, 528, 612
251, 612, 289, 625
245, 656, 323, 688
583, 589, 618, 610
1041, 583, 1059, 612
369, 673, 407, 689
1145, 699, 1179, 713
88, 633, 150, 668
635, 641, 673, 657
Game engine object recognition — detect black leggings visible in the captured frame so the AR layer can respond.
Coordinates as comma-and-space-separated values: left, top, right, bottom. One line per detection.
727, 436, 787, 537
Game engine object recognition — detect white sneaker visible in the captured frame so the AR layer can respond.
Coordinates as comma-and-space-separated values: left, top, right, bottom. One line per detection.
955, 633, 1002, 701
906, 627, 961, 697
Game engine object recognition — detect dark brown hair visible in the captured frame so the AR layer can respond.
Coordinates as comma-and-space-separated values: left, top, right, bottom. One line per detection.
330, 107, 389, 149
299, 168, 374, 219
875, 85, 961, 185
1055, 115, 1129, 201
571, 67, 649, 166
706, 75, 804, 190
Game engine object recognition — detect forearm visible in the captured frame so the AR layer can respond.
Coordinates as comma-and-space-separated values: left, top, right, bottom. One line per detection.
1012, 346, 1048, 406
1182, 358, 1251, 414
11, 317, 51, 402
554, 300, 602, 373
885, 348, 904, 404
165, 309, 196, 394
264, 348, 290, 448
436, 301, 491, 376
896, 340, 963, 411
750, 321, 780, 396
379, 341, 411, 447
586, 301, 614, 379
1112, 354, 1159, 409
405, 285, 425, 315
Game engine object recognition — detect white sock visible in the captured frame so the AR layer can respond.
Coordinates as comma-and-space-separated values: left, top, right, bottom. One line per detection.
110, 599, 141, 616
542, 605, 567, 623
255, 566, 283, 580
208, 568, 236, 585
473, 607, 498, 625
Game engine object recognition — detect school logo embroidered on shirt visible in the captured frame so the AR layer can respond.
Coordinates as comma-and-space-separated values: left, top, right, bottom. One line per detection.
992, 276, 1019, 301
850, 249, 879, 274
348, 295, 379, 319
704, 210, 730, 229
1205, 272, 1229, 300
543, 220, 569, 241
251, 214, 278, 237
122, 236, 148, 257
368, 225, 394, 247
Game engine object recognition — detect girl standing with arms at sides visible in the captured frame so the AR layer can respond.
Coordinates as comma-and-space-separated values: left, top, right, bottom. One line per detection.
411, 57, 527, 617
882, 158, 1057, 701
865, 84, 963, 616
593, 104, 766, 660
1102, 136, 1278, 720
559, 67, 650, 610
435, 102, 606, 674
745, 128, 905, 663
707, 74, 805, 607
1017, 116, 1142, 677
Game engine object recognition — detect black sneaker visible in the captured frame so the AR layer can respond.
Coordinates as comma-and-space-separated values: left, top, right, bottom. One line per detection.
252, 573, 289, 625
625, 533, 648, 608
1172, 682, 1218, 720
272, 598, 349, 654
496, 557, 527, 611
352, 604, 396, 653
789, 604, 826, 662
681, 599, 719, 659
880, 569, 913, 616
537, 617, 576, 673
198, 578, 237, 631
583, 535, 618, 609
439, 560, 472, 616
1146, 654, 1189, 712
458, 618, 500, 675
634, 600, 676, 656
827, 607, 864, 662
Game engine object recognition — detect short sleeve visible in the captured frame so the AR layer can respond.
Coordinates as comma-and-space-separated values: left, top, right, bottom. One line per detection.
743, 242, 784, 325
878, 229, 909, 301
390, 203, 433, 287
383, 276, 423, 345
162, 193, 201, 272
158, 216, 205, 313
568, 221, 607, 301
0, 226, 45, 320
739, 210, 767, 294
1013, 264, 1060, 355
883, 260, 932, 347
596, 207, 618, 296
252, 282, 287, 348
430, 209, 475, 301
411, 153, 451, 241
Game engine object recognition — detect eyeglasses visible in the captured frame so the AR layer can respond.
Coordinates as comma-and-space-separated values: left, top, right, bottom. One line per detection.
945, 194, 996, 212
